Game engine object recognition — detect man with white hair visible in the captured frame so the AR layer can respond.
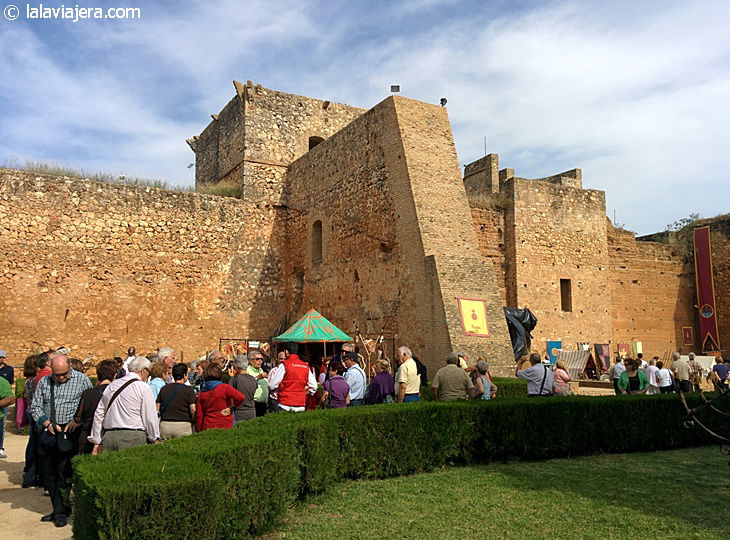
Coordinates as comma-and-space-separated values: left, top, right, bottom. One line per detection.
687, 352, 703, 392
395, 346, 420, 402
158, 347, 176, 383
89, 356, 160, 453
207, 350, 225, 367
432, 352, 473, 401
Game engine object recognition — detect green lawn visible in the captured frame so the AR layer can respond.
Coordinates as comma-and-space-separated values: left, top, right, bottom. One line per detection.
273, 446, 729, 539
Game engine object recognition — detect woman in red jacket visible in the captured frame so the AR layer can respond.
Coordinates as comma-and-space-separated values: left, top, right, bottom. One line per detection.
196, 364, 245, 431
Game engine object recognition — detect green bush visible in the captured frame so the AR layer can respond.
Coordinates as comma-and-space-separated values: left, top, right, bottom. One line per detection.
73, 394, 723, 539
492, 376, 527, 398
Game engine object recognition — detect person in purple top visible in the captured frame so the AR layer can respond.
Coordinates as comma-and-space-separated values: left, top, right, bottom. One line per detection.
322, 361, 350, 408
367, 359, 395, 404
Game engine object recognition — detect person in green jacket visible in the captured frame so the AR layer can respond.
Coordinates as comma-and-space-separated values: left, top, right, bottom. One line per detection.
617, 358, 649, 394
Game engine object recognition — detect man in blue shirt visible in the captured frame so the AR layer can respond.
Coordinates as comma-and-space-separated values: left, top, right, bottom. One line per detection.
712, 355, 729, 390
343, 352, 366, 406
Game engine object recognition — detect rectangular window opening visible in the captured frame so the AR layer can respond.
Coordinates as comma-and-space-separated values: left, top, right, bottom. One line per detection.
560, 278, 572, 312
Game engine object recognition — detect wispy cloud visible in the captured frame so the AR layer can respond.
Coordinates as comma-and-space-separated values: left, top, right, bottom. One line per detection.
0, 0, 727, 233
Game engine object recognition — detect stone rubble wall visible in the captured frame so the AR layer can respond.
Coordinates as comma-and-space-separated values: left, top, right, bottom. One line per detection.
193, 83, 365, 205
0, 169, 288, 362
465, 158, 707, 361
506, 177, 612, 353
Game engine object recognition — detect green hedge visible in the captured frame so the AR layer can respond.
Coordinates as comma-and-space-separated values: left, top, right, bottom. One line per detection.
418, 376, 526, 401
492, 376, 527, 398
72, 394, 723, 539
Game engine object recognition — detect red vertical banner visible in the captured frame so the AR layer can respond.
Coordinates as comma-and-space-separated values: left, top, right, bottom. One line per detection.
693, 226, 721, 352
682, 327, 694, 346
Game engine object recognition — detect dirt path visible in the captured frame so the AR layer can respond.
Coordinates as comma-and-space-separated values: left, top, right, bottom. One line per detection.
0, 423, 72, 539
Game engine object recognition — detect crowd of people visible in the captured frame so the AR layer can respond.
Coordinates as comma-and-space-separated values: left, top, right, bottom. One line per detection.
606, 352, 729, 395
1, 341, 493, 527
1, 341, 728, 528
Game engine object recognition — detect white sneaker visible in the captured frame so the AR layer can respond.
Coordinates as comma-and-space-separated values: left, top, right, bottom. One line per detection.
0, 449, 7, 458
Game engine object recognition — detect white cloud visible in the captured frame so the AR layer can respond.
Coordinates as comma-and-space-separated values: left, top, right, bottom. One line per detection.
324, 0, 730, 234
1, 0, 728, 233
0, 0, 317, 183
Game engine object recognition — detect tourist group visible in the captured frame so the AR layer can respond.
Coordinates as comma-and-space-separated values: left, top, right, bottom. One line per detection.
0, 343, 727, 528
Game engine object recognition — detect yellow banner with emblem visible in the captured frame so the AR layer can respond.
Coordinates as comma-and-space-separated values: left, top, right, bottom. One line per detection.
457, 298, 491, 337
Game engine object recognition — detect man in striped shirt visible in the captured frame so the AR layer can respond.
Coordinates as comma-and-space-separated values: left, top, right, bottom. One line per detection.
30, 354, 92, 528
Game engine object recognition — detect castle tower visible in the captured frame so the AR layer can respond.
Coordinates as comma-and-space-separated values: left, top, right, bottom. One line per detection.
187, 81, 364, 203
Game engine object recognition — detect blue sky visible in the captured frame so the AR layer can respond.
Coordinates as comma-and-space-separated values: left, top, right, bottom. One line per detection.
1, 0, 728, 234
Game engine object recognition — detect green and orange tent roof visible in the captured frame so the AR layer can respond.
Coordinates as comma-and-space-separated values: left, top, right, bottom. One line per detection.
272, 308, 352, 343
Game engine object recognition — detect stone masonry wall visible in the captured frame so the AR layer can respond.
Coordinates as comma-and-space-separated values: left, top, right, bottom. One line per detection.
193, 82, 365, 206
608, 225, 695, 357
282, 104, 403, 346
468, 205, 507, 306
388, 97, 513, 375
285, 96, 514, 375
507, 178, 612, 355
0, 169, 288, 362
242, 84, 365, 167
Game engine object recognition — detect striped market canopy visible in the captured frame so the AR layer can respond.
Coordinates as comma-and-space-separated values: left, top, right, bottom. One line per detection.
272, 308, 352, 343
556, 349, 593, 378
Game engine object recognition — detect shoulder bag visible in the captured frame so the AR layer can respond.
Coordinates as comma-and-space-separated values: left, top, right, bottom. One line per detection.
538, 365, 554, 397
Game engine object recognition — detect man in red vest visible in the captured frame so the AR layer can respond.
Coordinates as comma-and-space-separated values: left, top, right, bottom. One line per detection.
267, 343, 316, 412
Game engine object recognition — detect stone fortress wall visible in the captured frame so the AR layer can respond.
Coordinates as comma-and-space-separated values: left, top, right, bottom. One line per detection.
1, 82, 727, 373
463, 153, 717, 359
0, 169, 291, 361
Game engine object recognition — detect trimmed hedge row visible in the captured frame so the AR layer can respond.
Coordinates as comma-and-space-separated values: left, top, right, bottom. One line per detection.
72, 394, 722, 539
492, 376, 527, 398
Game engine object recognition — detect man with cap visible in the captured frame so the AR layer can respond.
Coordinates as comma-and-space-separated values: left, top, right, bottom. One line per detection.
30, 354, 92, 527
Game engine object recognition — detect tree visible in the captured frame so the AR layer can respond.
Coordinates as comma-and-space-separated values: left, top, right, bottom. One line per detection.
667, 213, 700, 232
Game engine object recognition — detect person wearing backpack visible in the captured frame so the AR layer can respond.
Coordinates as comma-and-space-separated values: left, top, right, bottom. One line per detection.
157, 363, 197, 438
